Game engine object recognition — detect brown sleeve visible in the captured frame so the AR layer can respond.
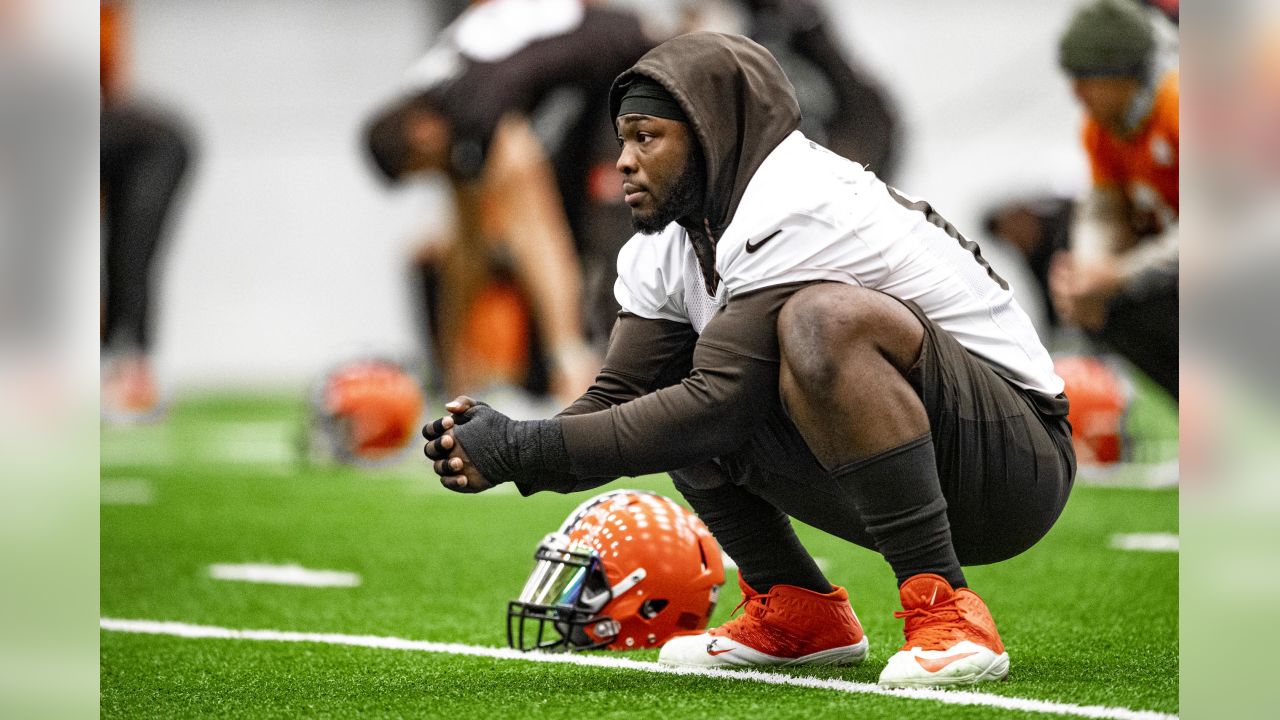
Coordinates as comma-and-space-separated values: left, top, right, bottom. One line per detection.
507, 312, 697, 497
557, 312, 697, 417
558, 283, 809, 477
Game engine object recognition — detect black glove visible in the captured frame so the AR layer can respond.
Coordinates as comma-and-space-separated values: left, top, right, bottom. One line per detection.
451, 405, 571, 486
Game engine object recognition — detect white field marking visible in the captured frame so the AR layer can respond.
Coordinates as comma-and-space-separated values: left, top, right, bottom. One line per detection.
100, 436, 178, 467
100, 618, 1176, 720
101, 478, 154, 505
1110, 533, 1179, 552
102, 421, 295, 467
1075, 460, 1178, 489
207, 563, 361, 588
200, 421, 295, 465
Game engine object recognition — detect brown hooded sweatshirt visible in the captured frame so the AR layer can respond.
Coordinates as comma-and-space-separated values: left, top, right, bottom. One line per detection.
516, 33, 815, 494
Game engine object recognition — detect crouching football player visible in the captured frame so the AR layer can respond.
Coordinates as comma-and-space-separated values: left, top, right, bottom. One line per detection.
424, 32, 1074, 688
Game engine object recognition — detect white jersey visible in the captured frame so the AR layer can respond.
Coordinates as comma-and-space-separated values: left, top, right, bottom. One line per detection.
614, 131, 1064, 396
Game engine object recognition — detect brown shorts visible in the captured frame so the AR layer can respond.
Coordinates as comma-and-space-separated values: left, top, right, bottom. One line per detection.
717, 300, 1076, 566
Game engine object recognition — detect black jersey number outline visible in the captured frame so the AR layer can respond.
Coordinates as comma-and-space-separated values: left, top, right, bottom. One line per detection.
886, 186, 1009, 291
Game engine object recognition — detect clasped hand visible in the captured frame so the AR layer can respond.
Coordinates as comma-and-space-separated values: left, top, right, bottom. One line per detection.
423, 396, 496, 493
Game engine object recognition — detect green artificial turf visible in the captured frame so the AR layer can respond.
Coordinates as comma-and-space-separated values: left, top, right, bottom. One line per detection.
101, 391, 1178, 718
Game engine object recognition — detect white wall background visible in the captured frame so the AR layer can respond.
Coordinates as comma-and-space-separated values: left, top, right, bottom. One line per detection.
126, 0, 1092, 389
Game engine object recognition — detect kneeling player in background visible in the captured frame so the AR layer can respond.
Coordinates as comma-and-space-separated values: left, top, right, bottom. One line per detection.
1050, 0, 1179, 401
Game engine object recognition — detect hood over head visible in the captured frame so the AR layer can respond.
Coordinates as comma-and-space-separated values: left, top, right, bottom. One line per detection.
610, 32, 800, 237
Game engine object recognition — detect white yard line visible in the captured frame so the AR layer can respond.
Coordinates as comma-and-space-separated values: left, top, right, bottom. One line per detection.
207, 563, 361, 587
1075, 460, 1179, 489
200, 421, 296, 465
100, 618, 1176, 720
1110, 533, 1179, 552
100, 438, 178, 467
101, 478, 155, 506
102, 421, 296, 467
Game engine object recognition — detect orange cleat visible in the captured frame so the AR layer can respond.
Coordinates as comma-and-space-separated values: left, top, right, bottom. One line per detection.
879, 573, 1009, 687
658, 576, 867, 668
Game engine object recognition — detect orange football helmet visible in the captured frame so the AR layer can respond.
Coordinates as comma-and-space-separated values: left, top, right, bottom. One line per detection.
508, 490, 725, 652
1055, 354, 1131, 465
313, 358, 425, 465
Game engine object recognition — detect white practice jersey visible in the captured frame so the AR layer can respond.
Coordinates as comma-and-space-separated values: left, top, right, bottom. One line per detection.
614, 131, 1064, 396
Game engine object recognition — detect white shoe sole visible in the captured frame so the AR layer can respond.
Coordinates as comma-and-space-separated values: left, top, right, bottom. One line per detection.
878, 642, 1009, 688
658, 633, 869, 669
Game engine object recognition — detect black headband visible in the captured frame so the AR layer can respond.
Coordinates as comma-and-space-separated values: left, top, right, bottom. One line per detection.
616, 77, 688, 123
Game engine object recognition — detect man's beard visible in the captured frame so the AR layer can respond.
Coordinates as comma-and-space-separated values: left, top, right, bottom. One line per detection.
632, 154, 704, 235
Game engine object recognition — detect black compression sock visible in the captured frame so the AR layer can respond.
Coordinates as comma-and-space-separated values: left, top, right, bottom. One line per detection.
830, 434, 967, 589
677, 480, 831, 594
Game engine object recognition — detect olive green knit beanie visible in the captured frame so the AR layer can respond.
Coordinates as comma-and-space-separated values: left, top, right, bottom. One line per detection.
1059, 0, 1156, 78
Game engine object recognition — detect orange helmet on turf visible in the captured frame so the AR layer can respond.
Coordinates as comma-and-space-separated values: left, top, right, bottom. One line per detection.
1055, 354, 1131, 465
508, 490, 725, 652
311, 358, 425, 465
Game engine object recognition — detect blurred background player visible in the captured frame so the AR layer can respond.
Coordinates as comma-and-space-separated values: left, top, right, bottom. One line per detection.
1050, 0, 1178, 400
670, 0, 900, 180
736, 0, 900, 180
983, 195, 1075, 333
364, 0, 656, 408
100, 0, 195, 421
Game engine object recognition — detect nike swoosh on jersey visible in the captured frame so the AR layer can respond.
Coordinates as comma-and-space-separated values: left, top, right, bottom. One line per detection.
914, 652, 977, 673
744, 229, 782, 253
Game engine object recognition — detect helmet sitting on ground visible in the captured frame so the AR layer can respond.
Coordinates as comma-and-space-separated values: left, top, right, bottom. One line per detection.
310, 358, 425, 465
1055, 354, 1131, 465
508, 490, 725, 651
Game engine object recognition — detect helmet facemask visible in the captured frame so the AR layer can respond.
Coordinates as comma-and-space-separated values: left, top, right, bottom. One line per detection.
507, 533, 644, 651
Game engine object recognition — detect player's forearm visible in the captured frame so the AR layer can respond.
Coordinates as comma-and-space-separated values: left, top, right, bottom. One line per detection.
557, 283, 803, 477
558, 346, 778, 477
463, 347, 771, 486
557, 313, 697, 417
453, 285, 800, 492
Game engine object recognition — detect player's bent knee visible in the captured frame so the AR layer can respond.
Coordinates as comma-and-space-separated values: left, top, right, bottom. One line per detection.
779, 284, 885, 348
780, 284, 926, 384
778, 284, 882, 389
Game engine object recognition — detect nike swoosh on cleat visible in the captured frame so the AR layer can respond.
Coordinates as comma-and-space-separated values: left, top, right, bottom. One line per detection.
745, 229, 782, 253
705, 639, 733, 656
915, 652, 977, 673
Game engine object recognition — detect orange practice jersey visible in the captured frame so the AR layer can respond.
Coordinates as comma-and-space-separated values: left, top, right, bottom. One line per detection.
1083, 70, 1179, 226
